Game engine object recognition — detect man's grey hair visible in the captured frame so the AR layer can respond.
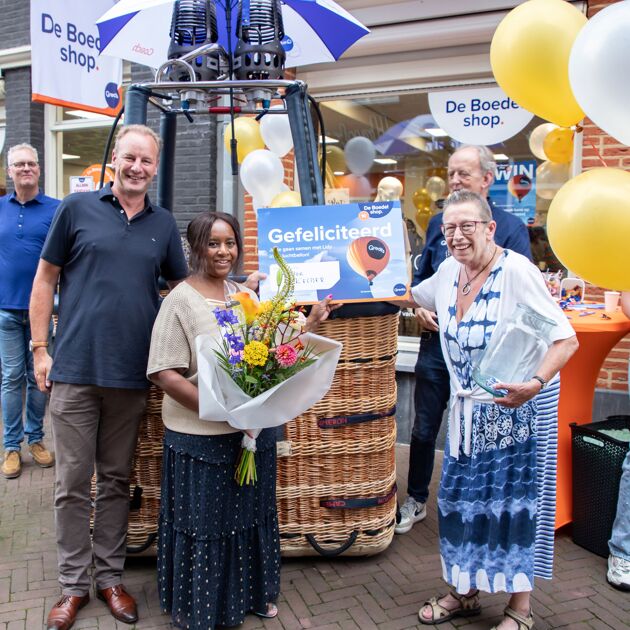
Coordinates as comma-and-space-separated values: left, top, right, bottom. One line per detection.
453, 144, 496, 177
443, 190, 493, 222
113, 124, 162, 155
8, 143, 39, 166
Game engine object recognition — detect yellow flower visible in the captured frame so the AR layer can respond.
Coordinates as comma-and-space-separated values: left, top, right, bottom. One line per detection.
243, 341, 269, 366
257, 300, 274, 315
233, 291, 259, 324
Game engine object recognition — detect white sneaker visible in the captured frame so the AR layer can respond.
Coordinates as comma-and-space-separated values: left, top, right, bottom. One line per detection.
607, 554, 630, 591
395, 496, 426, 534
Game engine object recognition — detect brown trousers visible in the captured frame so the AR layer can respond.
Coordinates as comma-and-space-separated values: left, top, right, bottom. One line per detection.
49, 383, 147, 596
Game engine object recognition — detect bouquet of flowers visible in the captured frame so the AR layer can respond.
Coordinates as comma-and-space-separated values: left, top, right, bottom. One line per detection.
196, 248, 342, 485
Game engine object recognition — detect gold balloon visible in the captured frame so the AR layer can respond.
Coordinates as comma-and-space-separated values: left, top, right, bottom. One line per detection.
547, 168, 630, 290
425, 176, 446, 201
323, 145, 346, 173
536, 161, 571, 200
543, 127, 574, 164
270, 191, 302, 208
529, 123, 557, 161
412, 188, 432, 211
490, 0, 586, 127
224, 117, 265, 163
415, 207, 433, 233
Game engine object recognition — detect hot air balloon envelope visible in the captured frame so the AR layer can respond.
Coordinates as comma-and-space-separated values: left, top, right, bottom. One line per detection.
346, 236, 391, 285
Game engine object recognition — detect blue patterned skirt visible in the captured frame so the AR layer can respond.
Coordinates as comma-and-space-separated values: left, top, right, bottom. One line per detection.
158, 428, 280, 629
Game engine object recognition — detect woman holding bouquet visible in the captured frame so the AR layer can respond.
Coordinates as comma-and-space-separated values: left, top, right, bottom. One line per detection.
407, 191, 578, 630
147, 211, 336, 630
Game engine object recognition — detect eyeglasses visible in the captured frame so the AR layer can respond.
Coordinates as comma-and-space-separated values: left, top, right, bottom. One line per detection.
440, 221, 489, 237
10, 161, 39, 170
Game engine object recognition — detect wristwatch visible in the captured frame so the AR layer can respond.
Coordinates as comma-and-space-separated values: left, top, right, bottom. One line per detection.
29, 340, 49, 351
531, 375, 547, 390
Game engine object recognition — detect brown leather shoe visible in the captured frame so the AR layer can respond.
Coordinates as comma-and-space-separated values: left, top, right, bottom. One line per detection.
97, 584, 138, 624
46, 593, 89, 630
1, 451, 21, 479
29, 441, 55, 467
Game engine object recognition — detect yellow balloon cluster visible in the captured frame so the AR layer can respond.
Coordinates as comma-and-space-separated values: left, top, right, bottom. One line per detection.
490, 0, 586, 127
224, 117, 265, 163
547, 168, 630, 290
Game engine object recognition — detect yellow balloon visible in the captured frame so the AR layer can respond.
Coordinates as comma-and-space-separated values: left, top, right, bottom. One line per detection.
224, 117, 265, 163
270, 191, 302, 207
490, 0, 586, 127
547, 168, 630, 290
529, 123, 557, 161
543, 127, 574, 164
412, 188, 432, 211
415, 207, 432, 233
426, 176, 446, 202
323, 145, 346, 173
536, 161, 570, 200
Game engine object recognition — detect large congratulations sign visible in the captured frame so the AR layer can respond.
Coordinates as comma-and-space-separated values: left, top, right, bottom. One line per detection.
30, 0, 122, 116
257, 201, 409, 304
428, 87, 533, 145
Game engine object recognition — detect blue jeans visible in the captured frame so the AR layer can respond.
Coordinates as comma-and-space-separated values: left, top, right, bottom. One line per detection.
0, 309, 48, 451
407, 332, 451, 503
609, 445, 630, 561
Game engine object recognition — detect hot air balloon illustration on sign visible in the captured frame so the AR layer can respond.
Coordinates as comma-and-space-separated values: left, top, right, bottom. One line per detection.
507, 174, 532, 202
346, 237, 391, 285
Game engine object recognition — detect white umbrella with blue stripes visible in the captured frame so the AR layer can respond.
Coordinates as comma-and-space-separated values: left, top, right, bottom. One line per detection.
96, 0, 369, 70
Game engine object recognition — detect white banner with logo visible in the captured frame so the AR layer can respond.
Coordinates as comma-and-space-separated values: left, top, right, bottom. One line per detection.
428, 87, 534, 145
30, 0, 122, 116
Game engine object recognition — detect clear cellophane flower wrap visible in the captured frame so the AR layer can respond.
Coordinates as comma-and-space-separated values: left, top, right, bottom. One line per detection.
195, 247, 341, 486
196, 332, 341, 483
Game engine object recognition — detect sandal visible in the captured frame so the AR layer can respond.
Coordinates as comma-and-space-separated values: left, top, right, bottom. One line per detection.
490, 605, 534, 630
254, 603, 278, 619
418, 589, 481, 625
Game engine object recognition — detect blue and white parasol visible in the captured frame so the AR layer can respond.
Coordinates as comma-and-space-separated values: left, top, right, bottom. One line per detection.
96, 0, 369, 69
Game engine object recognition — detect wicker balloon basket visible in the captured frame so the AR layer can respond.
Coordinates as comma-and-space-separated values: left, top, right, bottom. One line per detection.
277, 313, 399, 558
93, 312, 399, 556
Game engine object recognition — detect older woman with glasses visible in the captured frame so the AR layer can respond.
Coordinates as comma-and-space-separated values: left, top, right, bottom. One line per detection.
407, 190, 578, 630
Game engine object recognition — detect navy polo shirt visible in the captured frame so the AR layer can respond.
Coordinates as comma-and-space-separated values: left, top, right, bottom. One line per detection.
413, 203, 532, 285
41, 184, 189, 389
0, 191, 59, 309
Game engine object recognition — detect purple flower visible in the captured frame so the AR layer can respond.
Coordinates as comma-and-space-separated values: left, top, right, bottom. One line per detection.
214, 307, 239, 327
224, 332, 245, 351
228, 351, 243, 365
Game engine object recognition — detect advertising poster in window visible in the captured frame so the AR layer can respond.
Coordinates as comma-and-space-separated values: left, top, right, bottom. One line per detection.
257, 201, 409, 304
489, 160, 537, 225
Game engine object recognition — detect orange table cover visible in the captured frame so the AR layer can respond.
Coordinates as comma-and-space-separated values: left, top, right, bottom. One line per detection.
555, 308, 630, 529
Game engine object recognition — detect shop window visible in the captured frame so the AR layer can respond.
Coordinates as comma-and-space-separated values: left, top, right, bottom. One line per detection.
318, 91, 570, 338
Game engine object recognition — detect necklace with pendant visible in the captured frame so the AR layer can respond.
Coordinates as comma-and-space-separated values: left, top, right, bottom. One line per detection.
461, 245, 498, 295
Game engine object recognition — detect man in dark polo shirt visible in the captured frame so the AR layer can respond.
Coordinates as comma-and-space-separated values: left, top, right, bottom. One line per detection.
395, 145, 532, 535
0, 143, 58, 479
30, 124, 189, 630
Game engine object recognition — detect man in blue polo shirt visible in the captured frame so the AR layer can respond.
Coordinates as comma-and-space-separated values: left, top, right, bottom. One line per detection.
396, 144, 532, 535
0, 143, 58, 479
30, 125, 189, 630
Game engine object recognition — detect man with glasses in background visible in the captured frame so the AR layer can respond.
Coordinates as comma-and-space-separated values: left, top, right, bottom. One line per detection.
0, 143, 58, 479
396, 144, 532, 534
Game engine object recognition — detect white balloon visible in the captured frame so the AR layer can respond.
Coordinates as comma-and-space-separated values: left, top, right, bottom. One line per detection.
259, 105, 294, 157
528, 123, 557, 161
344, 136, 376, 176
569, 2, 630, 146
240, 149, 285, 201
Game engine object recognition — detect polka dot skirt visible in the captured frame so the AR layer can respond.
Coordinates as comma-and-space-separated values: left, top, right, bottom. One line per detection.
158, 428, 280, 629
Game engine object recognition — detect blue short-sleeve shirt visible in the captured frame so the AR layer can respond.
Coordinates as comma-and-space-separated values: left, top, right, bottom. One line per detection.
0, 191, 60, 309
41, 184, 189, 389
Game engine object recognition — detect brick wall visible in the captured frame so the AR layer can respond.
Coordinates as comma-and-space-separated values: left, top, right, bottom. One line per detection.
582, 0, 629, 392
0, 0, 30, 49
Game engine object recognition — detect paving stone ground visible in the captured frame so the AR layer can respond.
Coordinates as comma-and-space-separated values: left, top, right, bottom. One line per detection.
0, 429, 628, 629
